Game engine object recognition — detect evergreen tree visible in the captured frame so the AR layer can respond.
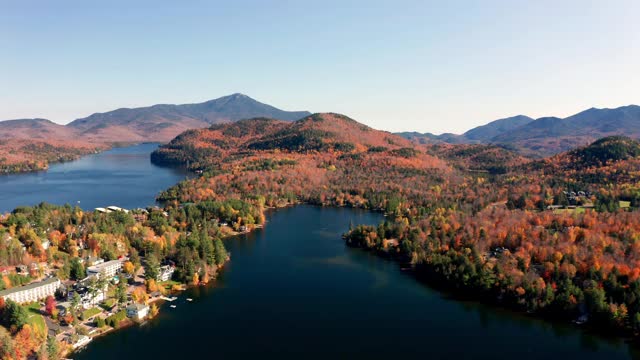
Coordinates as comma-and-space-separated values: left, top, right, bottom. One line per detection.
214, 238, 228, 266
69, 258, 86, 280
144, 254, 160, 281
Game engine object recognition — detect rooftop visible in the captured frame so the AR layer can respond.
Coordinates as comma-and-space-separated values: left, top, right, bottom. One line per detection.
0, 277, 60, 297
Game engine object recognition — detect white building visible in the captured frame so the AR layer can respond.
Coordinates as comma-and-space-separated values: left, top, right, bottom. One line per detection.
157, 265, 175, 282
87, 259, 122, 278
0, 277, 61, 304
126, 303, 150, 320
107, 206, 129, 213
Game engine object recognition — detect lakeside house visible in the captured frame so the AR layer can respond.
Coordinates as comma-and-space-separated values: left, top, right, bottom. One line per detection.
68, 275, 110, 309
157, 265, 175, 282
87, 259, 122, 278
0, 277, 61, 304
126, 303, 149, 320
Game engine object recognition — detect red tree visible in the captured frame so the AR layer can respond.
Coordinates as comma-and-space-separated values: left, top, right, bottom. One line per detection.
45, 295, 56, 316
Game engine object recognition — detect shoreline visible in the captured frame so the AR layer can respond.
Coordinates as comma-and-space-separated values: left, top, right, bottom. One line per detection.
65, 256, 232, 358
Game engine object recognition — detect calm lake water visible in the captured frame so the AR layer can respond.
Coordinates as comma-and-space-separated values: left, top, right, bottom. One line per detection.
0, 143, 190, 213
75, 206, 638, 359
1, 145, 637, 359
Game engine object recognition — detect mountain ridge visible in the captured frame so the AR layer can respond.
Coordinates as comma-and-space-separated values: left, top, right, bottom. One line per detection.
398, 104, 640, 157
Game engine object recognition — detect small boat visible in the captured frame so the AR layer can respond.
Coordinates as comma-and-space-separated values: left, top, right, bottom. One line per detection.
186, 298, 193, 302
170, 305, 177, 308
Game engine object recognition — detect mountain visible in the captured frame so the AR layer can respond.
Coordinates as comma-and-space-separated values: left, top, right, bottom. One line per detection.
491, 105, 640, 156
67, 93, 311, 142
0, 118, 78, 140
398, 105, 640, 157
463, 115, 534, 142
0, 94, 310, 173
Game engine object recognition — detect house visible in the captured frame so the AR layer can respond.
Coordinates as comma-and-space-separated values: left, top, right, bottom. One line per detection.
69, 279, 107, 309
87, 259, 122, 278
41, 240, 50, 250
157, 265, 175, 282
126, 303, 149, 320
0, 277, 61, 304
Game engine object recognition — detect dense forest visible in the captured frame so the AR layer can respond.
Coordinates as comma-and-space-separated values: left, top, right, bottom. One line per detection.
0, 139, 103, 174
152, 113, 640, 338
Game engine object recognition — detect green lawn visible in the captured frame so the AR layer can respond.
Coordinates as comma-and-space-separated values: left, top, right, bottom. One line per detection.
24, 302, 46, 333
159, 280, 183, 289
81, 307, 102, 320
100, 298, 116, 311
553, 207, 586, 214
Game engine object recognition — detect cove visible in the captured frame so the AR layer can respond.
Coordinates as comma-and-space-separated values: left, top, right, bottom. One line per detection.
0, 143, 190, 213
73, 205, 637, 360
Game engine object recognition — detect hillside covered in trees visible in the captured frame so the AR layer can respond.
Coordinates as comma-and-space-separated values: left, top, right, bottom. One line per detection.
152, 114, 640, 339
0, 139, 104, 174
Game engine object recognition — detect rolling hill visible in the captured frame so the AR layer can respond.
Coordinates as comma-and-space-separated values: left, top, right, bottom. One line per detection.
151, 112, 440, 171
0, 118, 78, 140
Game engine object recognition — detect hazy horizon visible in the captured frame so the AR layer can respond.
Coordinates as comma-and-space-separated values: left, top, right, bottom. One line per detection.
1, 0, 639, 134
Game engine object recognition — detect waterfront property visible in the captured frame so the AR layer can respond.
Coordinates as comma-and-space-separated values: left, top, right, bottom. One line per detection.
157, 265, 175, 282
126, 303, 149, 320
0, 277, 61, 304
87, 259, 123, 278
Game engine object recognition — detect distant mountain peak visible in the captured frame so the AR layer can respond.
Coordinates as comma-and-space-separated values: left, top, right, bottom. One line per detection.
65, 94, 311, 142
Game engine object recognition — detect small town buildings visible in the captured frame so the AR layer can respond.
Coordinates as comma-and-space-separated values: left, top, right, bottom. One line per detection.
0, 277, 61, 304
87, 259, 122, 278
126, 303, 149, 320
157, 265, 175, 282
69, 277, 108, 309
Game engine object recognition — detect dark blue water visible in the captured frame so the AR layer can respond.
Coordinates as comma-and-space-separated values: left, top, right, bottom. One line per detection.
0, 143, 189, 213
73, 206, 638, 360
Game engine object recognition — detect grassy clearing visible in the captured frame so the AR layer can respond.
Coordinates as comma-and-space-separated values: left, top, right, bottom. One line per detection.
158, 280, 183, 290
553, 207, 586, 214
24, 302, 46, 333
81, 307, 102, 320
619, 201, 631, 209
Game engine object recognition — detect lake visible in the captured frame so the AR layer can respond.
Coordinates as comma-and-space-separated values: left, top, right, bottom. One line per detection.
74, 205, 637, 359
1, 145, 637, 359
0, 143, 190, 213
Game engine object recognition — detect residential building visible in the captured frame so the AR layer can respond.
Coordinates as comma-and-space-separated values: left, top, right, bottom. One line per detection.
126, 303, 149, 320
0, 277, 61, 304
157, 265, 175, 282
87, 259, 122, 278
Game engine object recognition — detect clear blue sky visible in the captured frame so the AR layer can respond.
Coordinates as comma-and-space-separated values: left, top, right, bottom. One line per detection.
1, 0, 638, 134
